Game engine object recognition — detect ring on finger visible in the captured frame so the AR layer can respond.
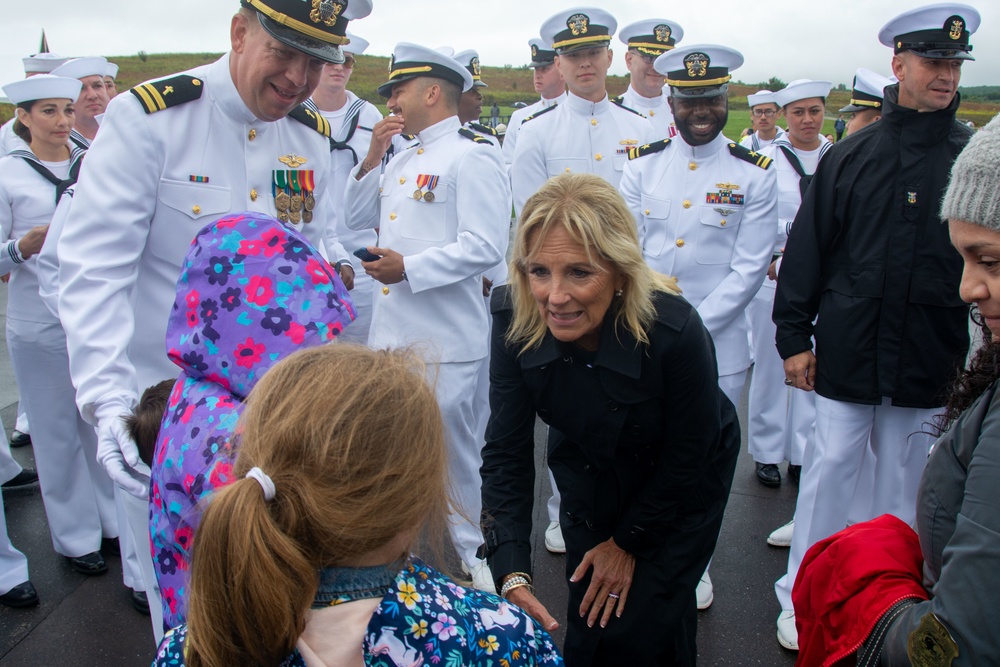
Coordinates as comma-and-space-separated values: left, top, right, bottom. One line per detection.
608, 592, 620, 600
784, 378, 794, 386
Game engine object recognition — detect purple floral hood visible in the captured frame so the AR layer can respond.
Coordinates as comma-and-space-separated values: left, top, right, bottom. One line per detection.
150, 212, 354, 631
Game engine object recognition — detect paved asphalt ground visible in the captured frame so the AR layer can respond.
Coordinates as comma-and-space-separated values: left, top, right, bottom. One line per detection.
0, 282, 800, 666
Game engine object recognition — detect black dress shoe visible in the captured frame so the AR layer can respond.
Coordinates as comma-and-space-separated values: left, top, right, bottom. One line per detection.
130, 589, 150, 615
9, 430, 31, 448
755, 462, 782, 487
0, 581, 39, 608
2, 469, 38, 488
787, 463, 802, 485
68, 551, 107, 576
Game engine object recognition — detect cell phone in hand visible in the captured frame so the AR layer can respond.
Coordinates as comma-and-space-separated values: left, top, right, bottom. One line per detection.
353, 248, 381, 262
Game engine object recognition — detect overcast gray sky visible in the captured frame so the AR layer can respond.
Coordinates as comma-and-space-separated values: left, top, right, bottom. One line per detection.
1, 0, 997, 91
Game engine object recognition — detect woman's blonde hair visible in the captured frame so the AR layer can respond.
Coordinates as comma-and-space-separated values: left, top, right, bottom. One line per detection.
186, 344, 449, 667
507, 173, 679, 350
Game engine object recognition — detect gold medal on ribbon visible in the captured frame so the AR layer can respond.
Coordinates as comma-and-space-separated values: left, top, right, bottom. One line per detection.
413, 189, 423, 200
290, 209, 302, 224
302, 209, 313, 223
304, 193, 316, 211
422, 191, 435, 203
275, 191, 291, 213
291, 194, 303, 212
277, 210, 290, 223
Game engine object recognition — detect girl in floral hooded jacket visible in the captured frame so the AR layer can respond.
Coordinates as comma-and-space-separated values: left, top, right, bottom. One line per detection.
148, 211, 355, 630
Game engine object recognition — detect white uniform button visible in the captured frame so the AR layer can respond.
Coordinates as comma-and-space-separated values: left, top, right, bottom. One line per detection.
248, 129, 256, 141
676, 238, 685, 247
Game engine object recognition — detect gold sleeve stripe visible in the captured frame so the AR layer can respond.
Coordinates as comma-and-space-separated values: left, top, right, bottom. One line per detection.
133, 84, 163, 112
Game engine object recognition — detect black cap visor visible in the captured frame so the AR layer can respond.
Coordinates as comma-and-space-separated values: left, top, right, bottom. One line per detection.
258, 12, 345, 64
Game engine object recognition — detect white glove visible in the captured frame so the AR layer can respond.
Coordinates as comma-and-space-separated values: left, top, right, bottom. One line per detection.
95, 401, 150, 499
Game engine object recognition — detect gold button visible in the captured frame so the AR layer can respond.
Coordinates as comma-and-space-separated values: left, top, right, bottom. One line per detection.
389, 212, 397, 221
683, 200, 691, 209
417, 148, 424, 155
564, 167, 571, 173
689, 162, 697, 171
382, 286, 390, 295
720, 219, 727, 226
248, 129, 256, 141
649, 110, 655, 116
192, 205, 201, 215
644, 209, 650, 215
676, 239, 685, 247
250, 189, 258, 202
591, 118, 597, 126
399, 177, 406, 184
379, 187, 383, 193
595, 153, 602, 161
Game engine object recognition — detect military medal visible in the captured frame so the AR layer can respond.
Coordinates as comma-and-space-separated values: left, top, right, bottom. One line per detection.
304, 193, 316, 211
290, 209, 302, 224
415, 174, 439, 202
413, 189, 423, 200
273, 170, 292, 220
298, 170, 316, 223
303, 209, 314, 223
275, 191, 291, 213
423, 191, 435, 202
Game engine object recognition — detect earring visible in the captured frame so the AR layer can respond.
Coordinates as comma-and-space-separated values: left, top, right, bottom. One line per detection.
615, 289, 623, 297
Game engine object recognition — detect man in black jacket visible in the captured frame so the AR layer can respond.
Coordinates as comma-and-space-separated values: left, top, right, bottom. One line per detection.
770, 3, 981, 652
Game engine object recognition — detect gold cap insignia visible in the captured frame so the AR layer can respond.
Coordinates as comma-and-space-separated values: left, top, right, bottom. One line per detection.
279, 154, 308, 168
684, 52, 710, 78
531, 44, 539, 58
310, 0, 345, 26
471, 57, 481, 78
654, 25, 672, 43
947, 16, 965, 40
567, 13, 590, 36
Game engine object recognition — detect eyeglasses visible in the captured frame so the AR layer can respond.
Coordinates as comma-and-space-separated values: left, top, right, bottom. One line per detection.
751, 108, 777, 118
341, 54, 356, 69
629, 49, 657, 65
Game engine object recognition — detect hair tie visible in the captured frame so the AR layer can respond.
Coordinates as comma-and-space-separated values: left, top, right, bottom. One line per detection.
246, 467, 276, 501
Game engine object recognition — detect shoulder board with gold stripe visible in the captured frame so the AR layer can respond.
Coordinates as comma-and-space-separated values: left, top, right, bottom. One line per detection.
611, 95, 624, 104
288, 104, 332, 138
469, 122, 498, 137
728, 142, 772, 169
627, 138, 671, 160
129, 75, 203, 114
402, 133, 417, 141
458, 128, 494, 145
611, 98, 644, 116
522, 104, 557, 123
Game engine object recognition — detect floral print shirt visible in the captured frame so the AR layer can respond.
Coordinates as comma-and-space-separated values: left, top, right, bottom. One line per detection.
153, 558, 563, 666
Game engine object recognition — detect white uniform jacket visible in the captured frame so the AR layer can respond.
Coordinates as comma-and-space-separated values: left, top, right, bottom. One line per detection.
620, 133, 777, 376
510, 91, 654, 216
58, 54, 346, 422
501, 92, 566, 173
344, 116, 510, 363
0, 119, 27, 158
617, 86, 676, 139
739, 127, 786, 153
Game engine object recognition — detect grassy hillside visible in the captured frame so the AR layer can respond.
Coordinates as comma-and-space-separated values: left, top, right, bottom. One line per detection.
2, 51, 996, 129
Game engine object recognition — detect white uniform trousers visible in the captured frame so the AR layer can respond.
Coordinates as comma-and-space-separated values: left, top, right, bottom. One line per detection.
120, 488, 164, 643
433, 360, 487, 567
336, 273, 373, 346
6, 318, 117, 557
0, 488, 29, 597
775, 395, 937, 610
747, 284, 791, 464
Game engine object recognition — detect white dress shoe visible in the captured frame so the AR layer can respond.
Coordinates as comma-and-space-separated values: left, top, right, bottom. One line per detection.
767, 520, 794, 547
696, 570, 714, 610
544, 521, 566, 554
466, 559, 497, 594
777, 610, 799, 650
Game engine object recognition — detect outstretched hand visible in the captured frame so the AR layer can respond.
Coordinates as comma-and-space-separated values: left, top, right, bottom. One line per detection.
570, 537, 635, 628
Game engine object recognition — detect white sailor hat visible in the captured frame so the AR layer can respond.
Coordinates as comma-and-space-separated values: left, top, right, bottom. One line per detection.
773, 79, 833, 108
527, 38, 557, 68
105, 62, 119, 79
453, 50, 488, 88
3, 74, 83, 105
878, 3, 980, 60
618, 19, 683, 56
656, 45, 743, 98
241, 0, 373, 64
22, 53, 68, 75
345, 32, 369, 55
51, 57, 109, 81
377, 43, 474, 98
747, 90, 776, 108
839, 69, 895, 112
541, 8, 617, 55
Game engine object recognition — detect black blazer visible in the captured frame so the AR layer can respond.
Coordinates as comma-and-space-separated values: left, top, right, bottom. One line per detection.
481, 285, 739, 581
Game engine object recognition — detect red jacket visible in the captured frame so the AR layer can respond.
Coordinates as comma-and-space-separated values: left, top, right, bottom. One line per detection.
793, 514, 929, 667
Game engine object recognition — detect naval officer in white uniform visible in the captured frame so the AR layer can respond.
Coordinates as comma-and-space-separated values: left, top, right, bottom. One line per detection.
344, 43, 510, 592
615, 18, 683, 139
511, 7, 654, 216
57, 0, 369, 641
501, 38, 565, 175
620, 45, 777, 611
